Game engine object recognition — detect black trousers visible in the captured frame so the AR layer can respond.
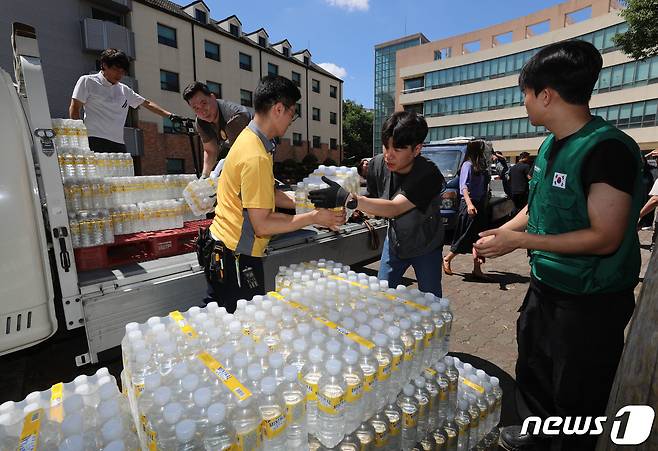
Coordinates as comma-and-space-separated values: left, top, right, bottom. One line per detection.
88, 136, 127, 153
516, 278, 635, 450
511, 192, 528, 215
450, 198, 488, 255
203, 246, 265, 313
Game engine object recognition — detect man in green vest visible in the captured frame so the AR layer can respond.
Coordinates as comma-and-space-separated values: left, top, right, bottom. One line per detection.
474, 41, 642, 450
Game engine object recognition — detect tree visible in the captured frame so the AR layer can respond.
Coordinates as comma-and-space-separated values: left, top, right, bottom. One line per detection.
613, 0, 658, 60
343, 99, 373, 165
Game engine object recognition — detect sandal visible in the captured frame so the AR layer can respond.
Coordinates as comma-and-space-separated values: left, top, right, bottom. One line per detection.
442, 258, 453, 276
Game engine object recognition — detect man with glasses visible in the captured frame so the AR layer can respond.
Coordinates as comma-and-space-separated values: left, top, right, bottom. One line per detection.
200, 75, 345, 311
183, 81, 253, 178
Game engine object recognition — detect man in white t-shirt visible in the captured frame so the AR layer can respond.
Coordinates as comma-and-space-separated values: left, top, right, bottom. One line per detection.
639, 177, 658, 250
69, 48, 179, 153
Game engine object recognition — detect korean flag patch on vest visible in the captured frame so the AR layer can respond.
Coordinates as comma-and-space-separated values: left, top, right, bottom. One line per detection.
552, 172, 567, 189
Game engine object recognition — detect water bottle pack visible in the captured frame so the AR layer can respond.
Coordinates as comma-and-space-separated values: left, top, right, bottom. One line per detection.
182, 177, 218, 217
0, 368, 139, 451
116, 259, 503, 450
294, 165, 361, 215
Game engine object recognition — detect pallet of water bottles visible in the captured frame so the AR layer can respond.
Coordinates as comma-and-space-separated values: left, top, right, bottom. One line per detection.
0, 368, 140, 450
118, 259, 503, 450
73, 219, 212, 272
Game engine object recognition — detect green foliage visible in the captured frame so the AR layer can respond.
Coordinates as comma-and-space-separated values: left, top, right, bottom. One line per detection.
614, 0, 658, 59
343, 99, 373, 166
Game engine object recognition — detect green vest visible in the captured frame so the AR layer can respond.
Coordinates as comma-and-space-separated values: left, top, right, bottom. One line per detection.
527, 116, 643, 295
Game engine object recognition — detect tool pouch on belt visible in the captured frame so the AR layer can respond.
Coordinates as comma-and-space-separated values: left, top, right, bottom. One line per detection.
196, 227, 215, 268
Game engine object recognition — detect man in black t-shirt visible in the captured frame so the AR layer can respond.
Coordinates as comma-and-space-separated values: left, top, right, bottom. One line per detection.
509, 151, 533, 213
308, 111, 446, 296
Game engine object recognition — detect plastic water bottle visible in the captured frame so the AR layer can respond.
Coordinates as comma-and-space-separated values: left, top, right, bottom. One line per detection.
440, 299, 453, 356
422, 368, 441, 432
397, 384, 419, 451
455, 399, 471, 451
385, 326, 405, 399
354, 421, 376, 449
203, 402, 236, 451
444, 357, 460, 418
490, 377, 503, 429
372, 333, 392, 412
229, 396, 261, 451
441, 414, 459, 451
368, 409, 391, 450
278, 365, 308, 450
341, 349, 364, 434
286, 338, 308, 375
357, 344, 377, 420
413, 376, 430, 439
175, 419, 199, 450
317, 359, 346, 448
268, 353, 286, 385
257, 376, 288, 450
191, 386, 213, 436
302, 347, 324, 435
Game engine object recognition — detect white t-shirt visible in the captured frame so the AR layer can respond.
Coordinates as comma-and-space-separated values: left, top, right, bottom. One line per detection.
72, 71, 145, 144
650, 178, 658, 197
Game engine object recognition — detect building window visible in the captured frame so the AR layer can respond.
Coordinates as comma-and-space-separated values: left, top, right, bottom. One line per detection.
296, 103, 302, 118
230, 23, 240, 37
313, 136, 321, 148
160, 70, 179, 92
312, 108, 321, 121
166, 158, 185, 174
195, 9, 207, 24
207, 81, 222, 98
330, 85, 337, 98
240, 89, 253, 107
205, 40, 220, 61
283, 47, 290, 57
157, 23, 177, 48
434, 50, 441, 61
330, 138, 337, 150
404, 77, 424, 92
312, 79, 320, 93
92, 8, 121, 25
330, 112, 337, 125
259, 36, 267, 47
239, 52, 252, 71
293, 133, 302, 146
163, 117, 175, 134
292, 71, 301, 87
268, 63, 278, 76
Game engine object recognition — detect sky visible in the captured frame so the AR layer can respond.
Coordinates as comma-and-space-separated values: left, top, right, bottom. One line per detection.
204, 0, 567, 108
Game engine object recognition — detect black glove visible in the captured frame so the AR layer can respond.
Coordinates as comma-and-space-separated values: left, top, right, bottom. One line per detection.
308, 176, 350, 208
168, 113, 183, 123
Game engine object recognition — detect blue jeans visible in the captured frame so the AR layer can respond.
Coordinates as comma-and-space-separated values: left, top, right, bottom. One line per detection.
378, 236, 443, 297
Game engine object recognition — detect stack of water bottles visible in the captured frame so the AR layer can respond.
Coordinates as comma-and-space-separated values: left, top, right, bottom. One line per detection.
294, 165, 361, 215
0, 368, 139, 451
119, 259, 502, 450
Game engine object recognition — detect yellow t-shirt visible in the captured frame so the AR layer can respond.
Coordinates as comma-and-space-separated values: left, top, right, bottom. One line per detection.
210, 127, 275, 257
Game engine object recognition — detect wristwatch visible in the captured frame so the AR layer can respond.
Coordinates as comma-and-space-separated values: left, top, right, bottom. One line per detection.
346, 194, 358, 210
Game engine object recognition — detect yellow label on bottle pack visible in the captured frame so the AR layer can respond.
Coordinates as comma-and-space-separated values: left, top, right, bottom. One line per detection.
304, 381, 318, 401
134, 383, 145, 398
391, 354, 402, 373
169, 310, 199, 338
423, 331, 434, 347
374, 429, 388, 447
197, 352, 252, 401
49, 383, 64, 423
261, 413, 287, 439
363, 373, 375, 392
267, 291, 310, 313
313, 315, 375, 349
388, 419, 401, 437
18, 408, 43, 451
462, 378, 485, 394
235, 427, 260, 451
148, 429, 157, 451
404, 347, 414, 362
439, 386, 448, 401
317, 392, 345, 415
377, 362, 391, 381
403, 411, 417, 428
285, 401, 306, 424
345, 382, 363, 403
424, 367, 437, 377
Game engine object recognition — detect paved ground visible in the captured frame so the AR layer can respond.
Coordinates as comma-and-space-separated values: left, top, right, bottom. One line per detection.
359, 230, 655, 377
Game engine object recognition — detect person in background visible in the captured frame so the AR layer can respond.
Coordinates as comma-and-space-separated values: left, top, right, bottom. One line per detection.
183, 81, 252, 178
638, 177, 658, 251
442, 140, 491, 280
308, 111, 446, 297
474, 40, 642, 451
357, 157, 370, 189
509, 151, 533, 214
199, 75, 345, 312
70, 48, 178, 153
492, 151, 511, 197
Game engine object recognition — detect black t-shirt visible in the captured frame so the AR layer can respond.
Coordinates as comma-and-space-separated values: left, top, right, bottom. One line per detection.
547, 136, 637, 195
510, 162, 532, 194
367, 155, 444, 212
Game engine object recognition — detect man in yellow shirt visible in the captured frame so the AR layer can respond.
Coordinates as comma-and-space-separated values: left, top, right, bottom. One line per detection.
202, 75, 345, 311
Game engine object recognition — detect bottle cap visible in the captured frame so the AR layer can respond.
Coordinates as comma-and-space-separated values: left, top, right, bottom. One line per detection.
125, 322, 139, 334
98, 399, 120, 420
135, 350, 152, 364
163, 402, 184, 424
490, 377, 500, 387
435, 362, 446, 373
311, 330, 325, 345
326, 339, 341, 355
386, 326, 400, 339
293, 338, 307, 353
430, 302, 442, 312
172, 362, 189, 379
373, 333, 387, 347
229, 321, 242, 334
154, 387, 172, 406
459, 399, 469, 411
61, 412, 84, 436
247, 363, 263, 381
58, 435, 84, 451
403, 384, 415, 396
261, 376, 277, 394
343, 349, 359, 365
236, 299, 248, 310
297, 323, 311, 336
98, 379, 117, 400
357, 325, 371, 338
280, 329, 295, 342
326, 359, 342, 375
255, 342, 269, 357
341, 317, 356, 330
233, 353, 249, 369
283, 365, 298, 381
269, 353, 284, 368
182, 374, 200, 392
73, 375, 88, 386
147, 317, 161, 327
175, 419, 196, 442
144, 373, 162, 391
372, 319, 384, 332
101, 417, 123, 441
309, 348, 324, 363
103, 441, 126, 451
207, 402, 226, 424
254, 311, 267, 323
414, 376, 426, 387
63, 394, 84, 414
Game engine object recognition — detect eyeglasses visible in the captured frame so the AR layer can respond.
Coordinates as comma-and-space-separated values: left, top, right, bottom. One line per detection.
287, 105, 300, 122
